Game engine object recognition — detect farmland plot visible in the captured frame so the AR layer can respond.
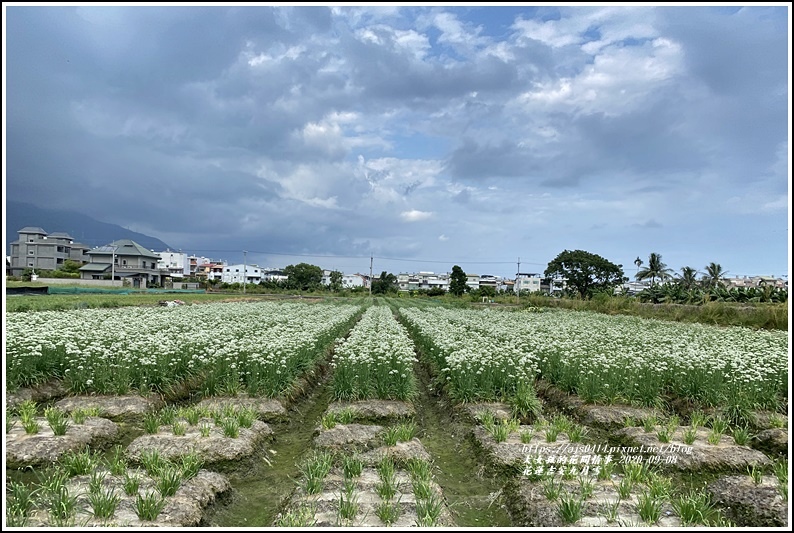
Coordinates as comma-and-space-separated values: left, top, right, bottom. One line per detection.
398, 305, 788, 527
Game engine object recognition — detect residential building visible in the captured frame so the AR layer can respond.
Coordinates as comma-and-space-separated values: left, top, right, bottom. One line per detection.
397, 272, 449, 292
262, 268, 289, 283
515, 272, 543, 293
157, 250, 189, 278
479, 275, 500, 292
8, 227, 90, 276
466, 274, 481, 292
321, 270, 369, 289
221, 263, 262, 284
79, 239, 167, 288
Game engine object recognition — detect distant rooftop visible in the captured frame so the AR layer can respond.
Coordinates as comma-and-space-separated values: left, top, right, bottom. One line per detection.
18, 227, 47, 234
89, 239, 160, 258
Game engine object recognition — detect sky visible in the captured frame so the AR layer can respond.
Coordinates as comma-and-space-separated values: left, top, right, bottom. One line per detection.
3, 3, 791, 280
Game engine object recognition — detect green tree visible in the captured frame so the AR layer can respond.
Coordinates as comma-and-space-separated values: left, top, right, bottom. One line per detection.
283, 263, 323, 291
544, 249, 625, 299
329, 270, 343, 292
676, 266, 700, 290
59, 259, 83, 274
635, 252, 673, 287
449, 265, 468, 296
371, 271, 398, 294
702, 262, 729, 289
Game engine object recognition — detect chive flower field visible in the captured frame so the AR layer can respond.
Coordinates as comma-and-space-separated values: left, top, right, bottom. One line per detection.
331, 305, 417, 401
400, 307, 787, 410
6, 301, 361, 397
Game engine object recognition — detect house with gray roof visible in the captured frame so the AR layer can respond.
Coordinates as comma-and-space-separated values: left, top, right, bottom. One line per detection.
8, 227, 90, 276
79, 239, 168, 288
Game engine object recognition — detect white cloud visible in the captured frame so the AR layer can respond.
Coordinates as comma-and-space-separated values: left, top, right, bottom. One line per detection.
438, 234, 449, 241
401, 210, 433, 222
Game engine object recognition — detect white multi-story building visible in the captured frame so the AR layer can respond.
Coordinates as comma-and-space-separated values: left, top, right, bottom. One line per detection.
321, 270, 369, 289
466, 274, 480, 292
157, 250, 189, 278
221, 263, 262, 284
262, 268, 289, 283
515, 273, 543, 293
397, 272, 449, 292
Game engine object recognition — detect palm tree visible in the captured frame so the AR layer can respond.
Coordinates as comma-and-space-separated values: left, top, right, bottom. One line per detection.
636, 252, 673, 287
702, 262, 729, 289
676, 266, 700, 290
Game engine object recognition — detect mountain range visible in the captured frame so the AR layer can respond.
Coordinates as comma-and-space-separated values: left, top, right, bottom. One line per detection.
5, 201, 174, 254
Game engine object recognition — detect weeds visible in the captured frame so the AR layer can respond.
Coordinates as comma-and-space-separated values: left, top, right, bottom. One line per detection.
222, 417, 240, 438
107, 444, 127, 476
155, 466, 182, 497
299, 451, 333, 495
510, 380, 543, 421
180, 453, 204, 480
615, 477, 634, 499
558, 494, 583, 524
671, 489, 716, 526
636, 490, 663, 524
415, 492, 444, 527
45, 407, 71, 436
689, 410, 707, 428
22, 418, 40, 435
341, 454, 364, 479
321, 412, 337, 429
275, 504, 317, 527
683, 426, 698, 445
568, 424, 586, 443
61, 448, 97, 476
375, 500, 401, 525
172, 421, 187, 436
135, 491, 166, 521
88, 487, 121, 519
599, 498, 621, 523
143, 412, 161, 434
747, 464, 763, 485
642, 415, 657, 433
543, 476, 562, 501
732, 426, 751, 446
123, 471, 141, 496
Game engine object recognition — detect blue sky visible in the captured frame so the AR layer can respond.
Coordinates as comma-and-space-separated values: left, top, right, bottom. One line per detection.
3, 4, 791, 280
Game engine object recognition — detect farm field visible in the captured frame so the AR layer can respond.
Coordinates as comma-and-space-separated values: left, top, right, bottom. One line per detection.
4, 298, 790, 527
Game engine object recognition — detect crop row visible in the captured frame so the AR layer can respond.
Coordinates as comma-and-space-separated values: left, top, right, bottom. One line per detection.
399, 307, 787, 411
331, 306, 417, 401
6, 301, 362, 397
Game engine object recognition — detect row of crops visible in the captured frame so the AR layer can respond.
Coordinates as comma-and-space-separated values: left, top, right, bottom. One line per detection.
5, 301, 361, 397
398, 307, 788, 411
331, 306, 418, 401
6, 301, 788, 415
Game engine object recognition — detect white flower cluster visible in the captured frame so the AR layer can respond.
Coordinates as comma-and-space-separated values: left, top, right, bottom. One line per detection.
6, 301, 361, 396
399, 306, 787, 408
331, 305, 417, 400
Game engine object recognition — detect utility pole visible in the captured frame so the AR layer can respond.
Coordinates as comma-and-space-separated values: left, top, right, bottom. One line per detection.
243, 250, 247, 294
516, 257, 520, 304
369, 255, 373, 296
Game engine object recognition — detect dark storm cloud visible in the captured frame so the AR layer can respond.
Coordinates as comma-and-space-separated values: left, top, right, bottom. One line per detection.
4, 6, 788, 279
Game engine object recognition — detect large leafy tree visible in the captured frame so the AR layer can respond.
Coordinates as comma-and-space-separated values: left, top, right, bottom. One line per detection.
449, 265, 468, 296
371, 271, 398, 294
635, 252, 673, 286
283, 263, 323, 291
702, 262, 729, 289
544, 249, 625, 299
